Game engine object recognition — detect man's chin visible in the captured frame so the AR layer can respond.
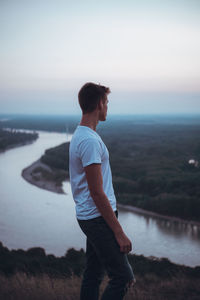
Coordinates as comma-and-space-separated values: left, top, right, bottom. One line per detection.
99, 116, 107, 122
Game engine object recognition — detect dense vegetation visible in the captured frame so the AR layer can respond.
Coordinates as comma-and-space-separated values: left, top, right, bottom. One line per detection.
41, 142, 69, 175
0, 128, 38, 151
0, 114, 79, 133
103, 121, 200, 221
0, 242, 199, 279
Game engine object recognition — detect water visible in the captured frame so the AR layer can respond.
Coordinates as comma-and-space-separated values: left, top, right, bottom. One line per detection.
0, 131, 199, 267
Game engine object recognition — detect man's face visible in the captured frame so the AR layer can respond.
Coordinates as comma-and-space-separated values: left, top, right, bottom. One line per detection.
99, 97, 108, 121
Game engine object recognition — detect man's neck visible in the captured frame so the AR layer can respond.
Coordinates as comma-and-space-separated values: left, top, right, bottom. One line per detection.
80, 114, 99, 131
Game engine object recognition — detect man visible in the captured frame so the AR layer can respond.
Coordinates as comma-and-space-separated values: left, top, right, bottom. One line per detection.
69, 82, 135, 300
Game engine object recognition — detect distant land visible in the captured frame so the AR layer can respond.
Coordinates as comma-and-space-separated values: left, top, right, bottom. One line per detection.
0, 128, 38, 152
1, 114, 200, 223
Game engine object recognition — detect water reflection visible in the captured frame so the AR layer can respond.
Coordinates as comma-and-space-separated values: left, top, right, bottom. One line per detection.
123, 208, 200, 241
118, 207, 200, 266
155, 218, 200, 239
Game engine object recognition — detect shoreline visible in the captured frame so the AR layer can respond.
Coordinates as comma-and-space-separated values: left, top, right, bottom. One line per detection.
117, 203, 200, 227
0, 140, 37, 153
22, 160, 200, 228
0, 127, 38, 153
22, 159, 65, 194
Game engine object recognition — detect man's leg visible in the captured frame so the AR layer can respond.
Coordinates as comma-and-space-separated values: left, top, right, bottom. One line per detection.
78, 212, 135, 300
80, 237, 105, 300
100, 250, 134, 300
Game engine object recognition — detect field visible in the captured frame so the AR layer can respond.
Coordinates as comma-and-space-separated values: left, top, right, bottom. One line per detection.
1, 272, 200, 300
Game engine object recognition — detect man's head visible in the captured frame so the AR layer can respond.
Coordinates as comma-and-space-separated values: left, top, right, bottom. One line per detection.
78, 82, 110, 121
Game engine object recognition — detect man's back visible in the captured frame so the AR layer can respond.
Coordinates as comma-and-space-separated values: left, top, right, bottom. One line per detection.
69, 125, 116, 220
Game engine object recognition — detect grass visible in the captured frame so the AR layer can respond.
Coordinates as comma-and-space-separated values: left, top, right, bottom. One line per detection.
0, 272, 200, 300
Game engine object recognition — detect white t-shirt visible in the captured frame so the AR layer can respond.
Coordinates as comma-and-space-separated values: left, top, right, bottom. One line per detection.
69, 125, 117, 220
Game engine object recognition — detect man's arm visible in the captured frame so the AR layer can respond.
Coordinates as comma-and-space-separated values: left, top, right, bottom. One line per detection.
84, 163, 132, 253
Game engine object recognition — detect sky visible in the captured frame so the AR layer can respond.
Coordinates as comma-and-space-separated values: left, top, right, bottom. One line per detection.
0, 0, 200, 115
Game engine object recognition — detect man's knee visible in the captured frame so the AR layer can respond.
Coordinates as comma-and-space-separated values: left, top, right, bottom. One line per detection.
120, 273, 134, 287
82, 267, 105, 285
109, 267, 134, 287
106, 256, 134, 283
120, 261, 134, 284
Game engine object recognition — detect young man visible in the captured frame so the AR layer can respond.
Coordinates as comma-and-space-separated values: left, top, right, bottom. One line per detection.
69, 82, 135, 300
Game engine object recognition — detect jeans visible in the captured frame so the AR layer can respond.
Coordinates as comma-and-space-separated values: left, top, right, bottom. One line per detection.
77, 210, 135, 300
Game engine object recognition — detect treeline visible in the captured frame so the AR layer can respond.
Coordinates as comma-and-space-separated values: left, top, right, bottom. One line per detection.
0, 242, 199, 279
0, 114, 79, 133
0, 129, 38, 151
41, 142, 70, 174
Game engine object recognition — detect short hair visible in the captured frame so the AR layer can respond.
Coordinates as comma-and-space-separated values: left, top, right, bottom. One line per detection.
78, 82, 110, 114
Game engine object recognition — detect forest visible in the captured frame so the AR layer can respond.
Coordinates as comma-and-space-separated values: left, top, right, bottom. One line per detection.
0, 241, 199, 279
0, 128, 38, 151
0, 114, 78, 133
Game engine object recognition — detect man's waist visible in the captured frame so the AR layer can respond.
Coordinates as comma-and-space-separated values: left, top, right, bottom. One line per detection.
77, 210, 118, 222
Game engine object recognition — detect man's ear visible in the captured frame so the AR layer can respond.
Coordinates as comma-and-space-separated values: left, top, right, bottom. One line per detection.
98, 99, 104, 110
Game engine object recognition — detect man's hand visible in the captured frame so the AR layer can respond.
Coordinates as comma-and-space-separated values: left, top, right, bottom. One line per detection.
114, 231, 132, 253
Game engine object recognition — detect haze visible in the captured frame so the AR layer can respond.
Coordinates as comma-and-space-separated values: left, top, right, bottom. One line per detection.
0, 0, 200, 115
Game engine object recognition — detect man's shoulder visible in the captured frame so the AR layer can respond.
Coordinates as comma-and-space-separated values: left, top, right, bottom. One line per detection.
78, 136, 102, 152
73, 127, 101, 143
71, 130, 98, 152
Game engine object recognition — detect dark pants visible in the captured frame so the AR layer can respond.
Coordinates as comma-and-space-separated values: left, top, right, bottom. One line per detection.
77, 211, 135, 300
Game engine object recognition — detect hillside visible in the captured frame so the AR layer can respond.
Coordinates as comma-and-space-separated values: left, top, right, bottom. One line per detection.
0, 242, 199, 300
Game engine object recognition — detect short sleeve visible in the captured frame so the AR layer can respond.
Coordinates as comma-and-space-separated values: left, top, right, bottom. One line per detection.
78, 138, 102, 167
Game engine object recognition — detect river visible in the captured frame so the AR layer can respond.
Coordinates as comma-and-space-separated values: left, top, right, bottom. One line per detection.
0, 130, 199, 267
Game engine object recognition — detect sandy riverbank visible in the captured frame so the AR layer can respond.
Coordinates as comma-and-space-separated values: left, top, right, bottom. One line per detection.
22, 159, 65, 194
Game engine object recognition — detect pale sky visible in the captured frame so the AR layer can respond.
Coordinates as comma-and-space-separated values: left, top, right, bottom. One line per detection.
0, 0, 200, 114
